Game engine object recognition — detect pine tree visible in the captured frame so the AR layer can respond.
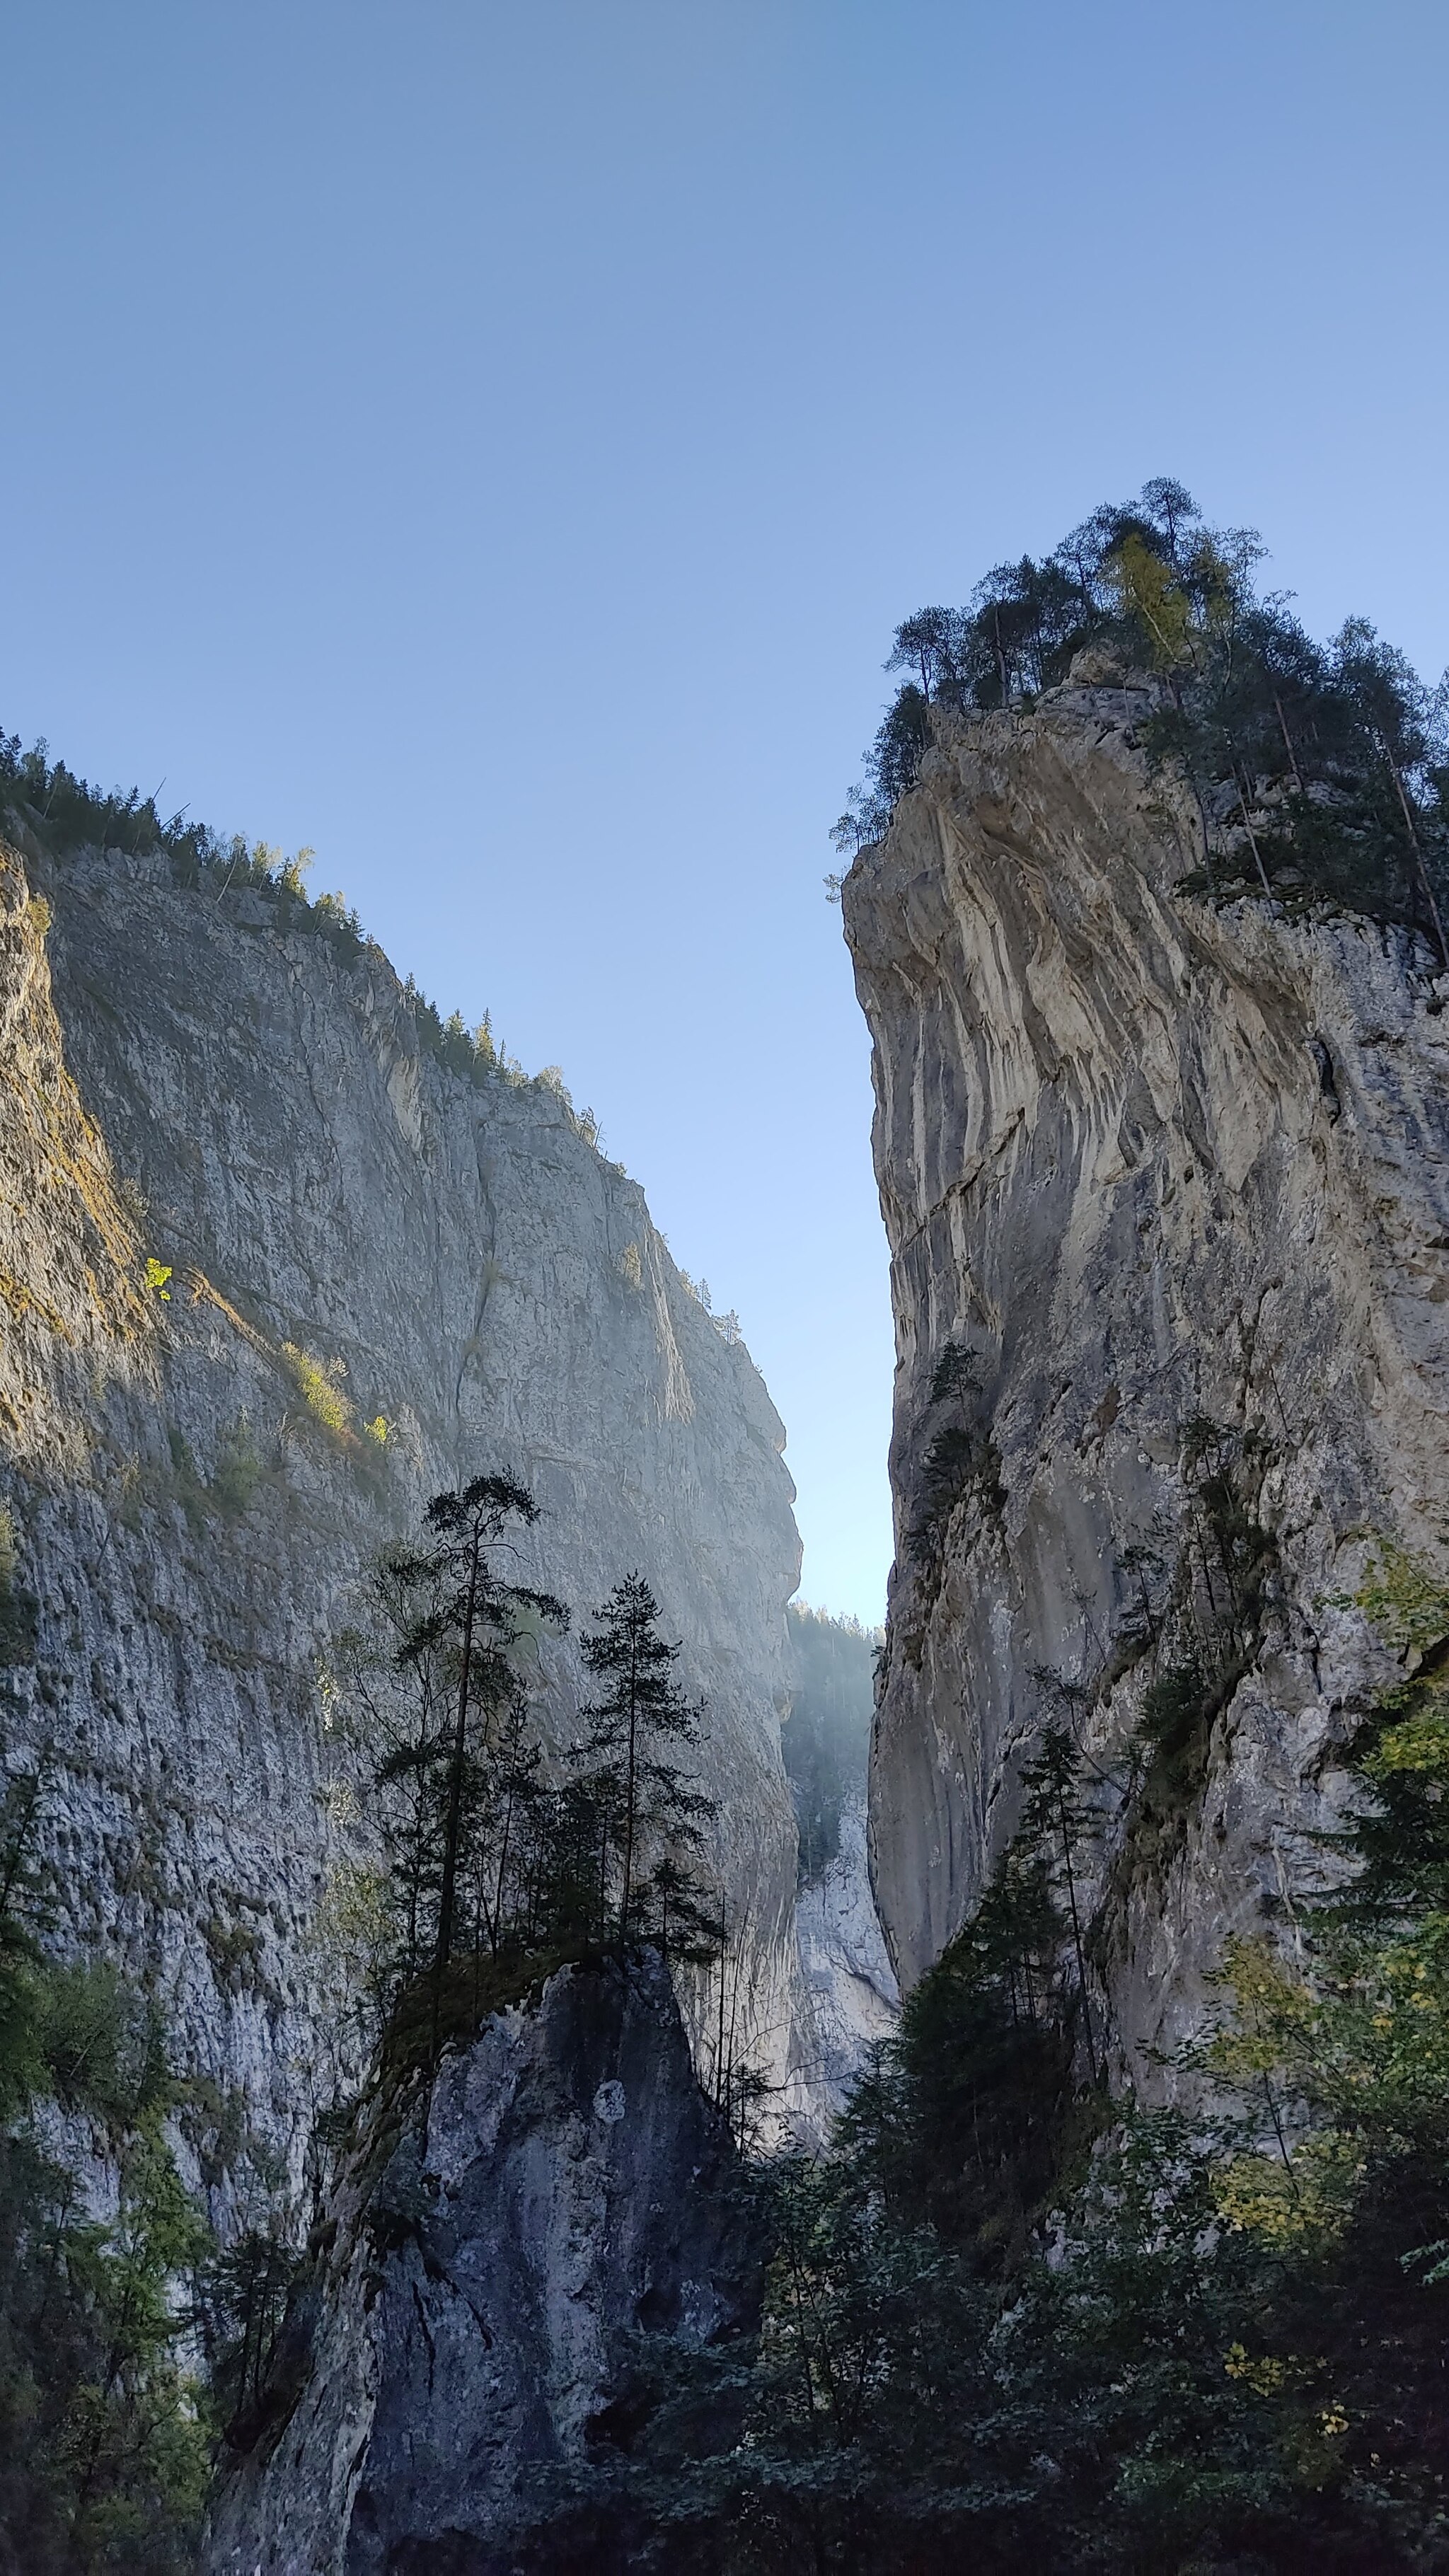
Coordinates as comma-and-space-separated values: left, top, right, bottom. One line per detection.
571, 1574, 716, 1952
371, 1475, 567, 2045
1017, 1724, 1102, 2080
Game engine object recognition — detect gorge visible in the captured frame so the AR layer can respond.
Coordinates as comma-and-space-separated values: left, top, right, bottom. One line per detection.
0, 774, 884, 2568
4, 482, 1449, 2570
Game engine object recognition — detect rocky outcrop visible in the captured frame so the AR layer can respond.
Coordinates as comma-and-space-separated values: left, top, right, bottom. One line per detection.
843, 682, 1449, 2073
0, 830, 814, 2198
204, 1953, 758, 2575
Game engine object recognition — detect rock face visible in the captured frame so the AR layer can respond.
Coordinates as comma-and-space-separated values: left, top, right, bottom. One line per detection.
204, 1954, 758, 2576
843, 683, 1449, 2072
779, 1608, 898, 2115
792, 1794, 898, 2109
0, 828, 814, 2194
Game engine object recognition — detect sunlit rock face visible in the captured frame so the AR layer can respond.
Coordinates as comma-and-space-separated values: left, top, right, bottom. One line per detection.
203, 1955, 760, 2576
0, 829, 816, 2195
843, 684, 1449, 2077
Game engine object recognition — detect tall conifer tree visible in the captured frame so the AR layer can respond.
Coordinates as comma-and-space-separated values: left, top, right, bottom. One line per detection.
572, 1574, 716, 1953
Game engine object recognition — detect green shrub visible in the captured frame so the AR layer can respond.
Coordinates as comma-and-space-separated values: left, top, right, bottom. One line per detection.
0, 1505, 36, 1665
282, 1342, 352, 1438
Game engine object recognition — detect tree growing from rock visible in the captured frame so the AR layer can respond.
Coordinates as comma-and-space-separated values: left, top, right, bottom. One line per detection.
834, 480, 1449, 966
370, 1474, 567, 2047
571, 1573, 718, 1958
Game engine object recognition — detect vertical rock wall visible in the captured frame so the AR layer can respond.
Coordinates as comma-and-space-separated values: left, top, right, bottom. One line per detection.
843, 683, 1449, 2072
0, 830, 814, 2190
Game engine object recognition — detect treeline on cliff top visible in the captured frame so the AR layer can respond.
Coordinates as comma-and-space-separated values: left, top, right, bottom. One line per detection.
834, 476, 1449, 964
0, 728, 600, 1136
0, 728, 758, 1340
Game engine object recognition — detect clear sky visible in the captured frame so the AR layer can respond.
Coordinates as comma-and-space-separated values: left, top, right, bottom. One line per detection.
3, 1, 1446, 1621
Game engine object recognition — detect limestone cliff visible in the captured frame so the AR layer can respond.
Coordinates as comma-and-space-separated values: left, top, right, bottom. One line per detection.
0, 826, 814, 2198
204, 1955, 757, 2575
843, 678, 1449, 2074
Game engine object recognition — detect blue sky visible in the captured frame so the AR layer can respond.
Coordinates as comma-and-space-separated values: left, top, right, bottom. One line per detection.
4, 0, 1446, 1620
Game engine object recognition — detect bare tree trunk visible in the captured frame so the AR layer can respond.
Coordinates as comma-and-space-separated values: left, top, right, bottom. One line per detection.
1236, 778, 1274, 899
619, 1637, 640, 1949
1385, 751, 1449, 970
716, 1906, 727, 2109
1056, 1789, 1098, 2082
1274, 693, 1305, 793
1189, 771, 1216, 887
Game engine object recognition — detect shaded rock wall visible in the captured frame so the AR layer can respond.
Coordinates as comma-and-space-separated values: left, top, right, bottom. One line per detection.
843, 684, 1449, 2073
0, 831, 813, 2195
204, 1956, 758, 2575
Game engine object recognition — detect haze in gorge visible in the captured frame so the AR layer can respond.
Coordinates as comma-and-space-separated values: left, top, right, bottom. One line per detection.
2, 4, 1448, 2571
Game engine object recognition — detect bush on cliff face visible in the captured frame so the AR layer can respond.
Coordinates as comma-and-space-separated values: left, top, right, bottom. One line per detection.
833, 481, 1449, 966
0, 1764, 213, 2574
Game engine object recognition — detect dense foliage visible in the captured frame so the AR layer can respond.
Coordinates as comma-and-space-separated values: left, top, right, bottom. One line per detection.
833, 479, 1449, 963
0, 1764, 213, 2573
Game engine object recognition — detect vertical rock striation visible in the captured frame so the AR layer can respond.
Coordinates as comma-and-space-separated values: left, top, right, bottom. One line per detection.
780, 1612, 898, 2111
843, 681, 1449, 2071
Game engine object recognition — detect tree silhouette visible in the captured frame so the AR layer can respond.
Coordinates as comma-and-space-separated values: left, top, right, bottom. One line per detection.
371, 1474, 567, 2049
572, 1573, 715, 1952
